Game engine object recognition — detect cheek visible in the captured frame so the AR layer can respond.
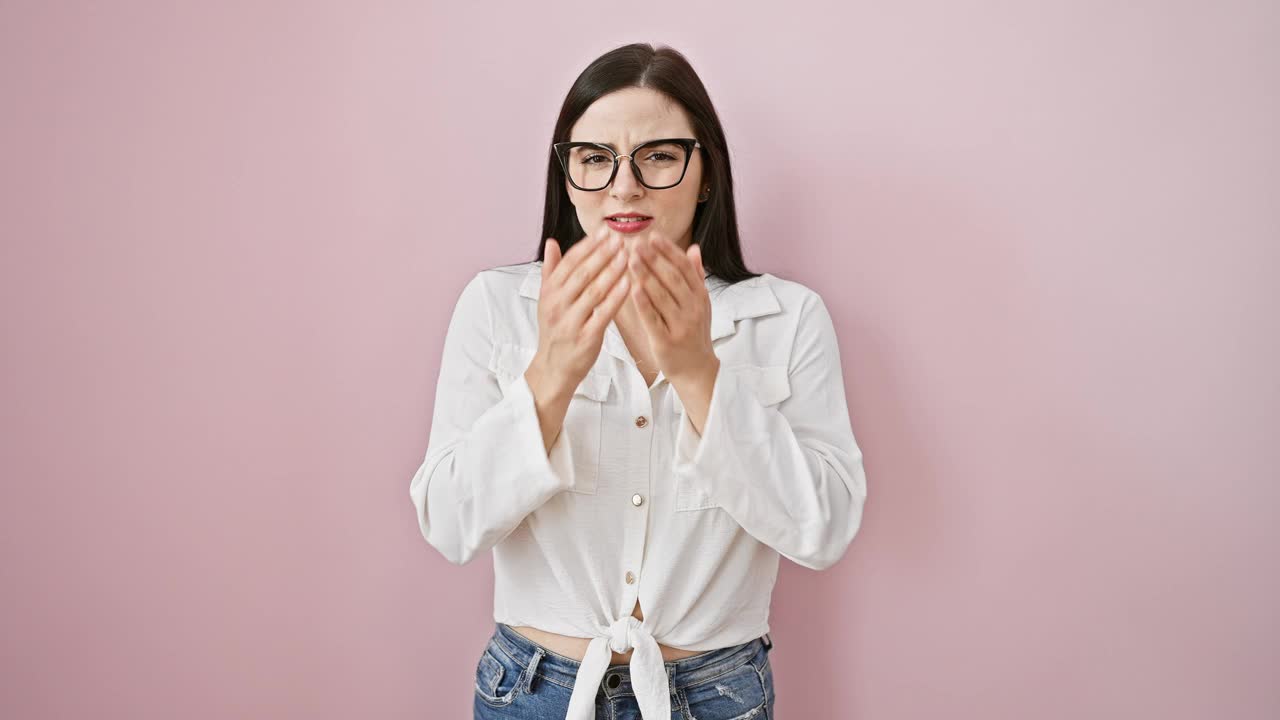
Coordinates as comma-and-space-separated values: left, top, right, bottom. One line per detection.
572, 194, 605, 235
660, 188, 700, 219
571, 189, 603, 211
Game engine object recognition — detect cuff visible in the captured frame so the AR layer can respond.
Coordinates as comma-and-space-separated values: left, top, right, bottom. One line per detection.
672, 365, 741, 502
507, 370, 579, 494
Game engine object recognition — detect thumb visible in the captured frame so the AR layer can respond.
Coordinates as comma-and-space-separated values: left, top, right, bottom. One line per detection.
687, 242, 702, 272
544, 238, 561, 275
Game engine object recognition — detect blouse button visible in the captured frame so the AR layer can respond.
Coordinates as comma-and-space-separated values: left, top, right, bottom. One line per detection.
625, 571, 635, 584
634, 416, 648, 428
631, 493, 644, 507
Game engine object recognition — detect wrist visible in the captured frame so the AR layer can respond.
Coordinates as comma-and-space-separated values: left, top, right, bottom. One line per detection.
668, 354, 720, 393
526, 354, 575, 405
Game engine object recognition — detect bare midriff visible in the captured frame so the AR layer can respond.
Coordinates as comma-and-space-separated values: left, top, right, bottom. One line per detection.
508, 600, 705, 665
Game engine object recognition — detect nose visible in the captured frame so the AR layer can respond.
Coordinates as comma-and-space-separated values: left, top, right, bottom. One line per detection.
610, 154, 644, 199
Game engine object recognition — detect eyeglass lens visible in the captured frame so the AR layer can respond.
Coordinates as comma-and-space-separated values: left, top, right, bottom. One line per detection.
564, 141, 690, 190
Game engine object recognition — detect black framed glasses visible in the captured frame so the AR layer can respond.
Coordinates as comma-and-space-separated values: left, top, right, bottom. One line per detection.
552, 138, 702, 191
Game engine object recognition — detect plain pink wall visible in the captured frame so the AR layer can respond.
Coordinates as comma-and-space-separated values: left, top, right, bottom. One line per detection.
1, 1, 1276, 718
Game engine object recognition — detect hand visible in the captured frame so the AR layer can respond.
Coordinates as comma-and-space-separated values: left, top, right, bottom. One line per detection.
532, 223, 630, 395
625, 233, 717, 384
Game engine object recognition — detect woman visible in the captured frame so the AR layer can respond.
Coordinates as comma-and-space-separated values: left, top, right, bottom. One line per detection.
410, 43, 868, 719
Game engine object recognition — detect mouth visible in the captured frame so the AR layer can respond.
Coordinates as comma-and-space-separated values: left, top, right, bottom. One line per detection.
605, 215, 654, 233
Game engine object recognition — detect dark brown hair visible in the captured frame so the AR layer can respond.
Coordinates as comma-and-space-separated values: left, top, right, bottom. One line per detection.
535, 43, 760, 283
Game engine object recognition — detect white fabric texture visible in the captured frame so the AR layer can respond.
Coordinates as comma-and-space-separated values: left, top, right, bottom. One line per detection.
409, 260, 867, 719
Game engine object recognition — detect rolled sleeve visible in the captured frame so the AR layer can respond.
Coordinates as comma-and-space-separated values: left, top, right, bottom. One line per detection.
504, 370, 582, 493
408, 273, 573, 566
672, 292, 868, 570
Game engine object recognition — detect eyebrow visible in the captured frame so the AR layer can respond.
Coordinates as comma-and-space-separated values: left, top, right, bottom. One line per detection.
586, 139, 663, 151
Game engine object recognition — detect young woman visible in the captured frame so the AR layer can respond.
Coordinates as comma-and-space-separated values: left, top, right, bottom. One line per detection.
410, 43, 868, 720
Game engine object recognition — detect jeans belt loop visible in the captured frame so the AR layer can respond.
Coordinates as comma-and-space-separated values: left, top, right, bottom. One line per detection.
524, 647, 545, 694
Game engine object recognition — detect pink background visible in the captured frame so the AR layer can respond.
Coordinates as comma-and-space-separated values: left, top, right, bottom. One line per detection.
2, 1, 1277, 718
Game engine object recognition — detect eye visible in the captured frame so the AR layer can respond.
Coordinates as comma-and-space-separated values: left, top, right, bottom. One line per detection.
646, 152, 676, 162
579, 154, 610, 165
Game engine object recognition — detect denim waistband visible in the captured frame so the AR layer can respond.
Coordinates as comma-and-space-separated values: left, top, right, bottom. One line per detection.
488, 622, 771, 695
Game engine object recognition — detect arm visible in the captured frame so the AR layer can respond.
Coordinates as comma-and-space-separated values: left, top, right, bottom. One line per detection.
408, 273, 582, 565
671, 292, 868, 570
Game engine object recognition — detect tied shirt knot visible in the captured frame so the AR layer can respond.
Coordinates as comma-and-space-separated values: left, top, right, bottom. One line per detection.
565, 616, 672, 719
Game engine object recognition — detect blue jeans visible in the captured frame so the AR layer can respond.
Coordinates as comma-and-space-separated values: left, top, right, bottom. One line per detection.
474, 622, 776, 719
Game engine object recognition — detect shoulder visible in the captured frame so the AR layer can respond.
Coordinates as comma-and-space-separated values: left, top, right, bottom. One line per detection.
456, 260, 539, 305
721, 270, 826, 321
450, 261, 544, 344
759, 271, 821, 306
471, 259, 539, 289
740, 273, 840, 359
479, 259, 540, 281
751, 273, 843, 362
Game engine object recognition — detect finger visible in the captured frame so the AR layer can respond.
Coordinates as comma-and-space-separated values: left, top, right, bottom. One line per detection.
650, 236, 699, 295
687, 243, 710, 307
629, 273, 669, 336
629, 241, 678, 331
630, 238, 682, 318
675, 241, 706, 295
556, 225, 623, 310
635, 236, 691, 311
549, 222, 608, 294
568, 235, 629, 331
543, 238, 561, 277
582, 261, 631, 339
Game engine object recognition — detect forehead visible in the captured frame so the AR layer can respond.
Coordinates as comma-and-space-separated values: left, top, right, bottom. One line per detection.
568, 87, 694, 146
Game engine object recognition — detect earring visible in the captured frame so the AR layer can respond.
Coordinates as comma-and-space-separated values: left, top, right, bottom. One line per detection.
698, 186, 711, 202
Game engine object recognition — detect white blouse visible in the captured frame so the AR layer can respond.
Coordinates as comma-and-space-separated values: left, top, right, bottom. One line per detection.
409, 259, 867, 719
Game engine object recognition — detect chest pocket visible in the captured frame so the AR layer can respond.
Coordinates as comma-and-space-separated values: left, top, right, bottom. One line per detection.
488, 342, 611, 495
674, 364, 791, 512
669, 364, 792, 415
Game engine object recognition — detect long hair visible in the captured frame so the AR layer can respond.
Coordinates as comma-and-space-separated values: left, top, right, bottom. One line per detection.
535, 43, 761, 284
